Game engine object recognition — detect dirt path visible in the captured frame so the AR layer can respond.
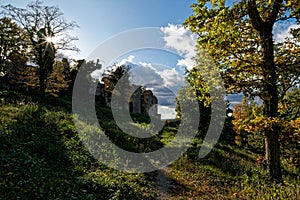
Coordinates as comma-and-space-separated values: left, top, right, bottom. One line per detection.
156, 167, 174, 200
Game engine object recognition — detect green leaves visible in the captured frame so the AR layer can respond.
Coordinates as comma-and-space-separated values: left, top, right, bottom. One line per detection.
185, 0, 299, 100
185, 0, 299, 181
0, 17, 27, 76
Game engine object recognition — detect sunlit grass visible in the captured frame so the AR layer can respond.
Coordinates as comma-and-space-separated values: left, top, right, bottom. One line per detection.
168, 143, 300, 199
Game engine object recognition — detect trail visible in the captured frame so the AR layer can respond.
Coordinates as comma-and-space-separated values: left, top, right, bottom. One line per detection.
155, 167, 174, 200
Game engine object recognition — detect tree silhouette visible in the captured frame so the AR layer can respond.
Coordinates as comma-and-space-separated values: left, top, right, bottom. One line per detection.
2, 1, 78, 100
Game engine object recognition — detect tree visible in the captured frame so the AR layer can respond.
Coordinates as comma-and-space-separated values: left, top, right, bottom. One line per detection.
101, 64, 133, 106
176, 68, 212, 139
102, 64, 131, 93
74, 59, 102, 92
19, 58, 81, 97
0, 17, 27, 78
46, 58, 72, 97
4, 51, 28, 89
279, 87, 300, 120
2, 1, 78, 100
232, 94, 300, 173
184, 0, 300, 182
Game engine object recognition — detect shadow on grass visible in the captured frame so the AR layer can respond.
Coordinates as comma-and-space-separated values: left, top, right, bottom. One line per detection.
0, 102, 156, 199
0, 105, 94, 198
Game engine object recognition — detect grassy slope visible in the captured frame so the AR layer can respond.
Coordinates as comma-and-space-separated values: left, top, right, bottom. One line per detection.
168, 143, 300, 199
0, 90, 299, 199
0, 90, 157, 199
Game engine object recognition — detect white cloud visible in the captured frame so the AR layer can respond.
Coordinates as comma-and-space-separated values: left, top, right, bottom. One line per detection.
133, 62, 182, 118
140, 62, 157, 71
158, 68, 184, 89
139, 61, 184, 91
176, 59, 190, 67
130, 62, 164, 87
114, 55, 184, 119
158, 105, 176, 119
161, 24, 197, 55
161, 24, 197, 70
274, 24, 300, 43
118, 55, 135, 66
91, 69, 103, 80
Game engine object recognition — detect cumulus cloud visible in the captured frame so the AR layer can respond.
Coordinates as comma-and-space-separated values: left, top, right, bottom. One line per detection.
160, 24, 197, 70
274, 24, 300, 43
139, 62, 184, 89
113, 55, 184, 118
91, 69, 103, 80
158, 68, 184, 89
130, 62, 164, 88
140, 62, 156, 71
118, 55, 135, 66
176, 58, 190, 68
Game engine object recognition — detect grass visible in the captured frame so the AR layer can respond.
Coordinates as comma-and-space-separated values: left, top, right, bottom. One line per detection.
0, 90, 157, 199
0, 89, 299, 199
167, 142, 300, 199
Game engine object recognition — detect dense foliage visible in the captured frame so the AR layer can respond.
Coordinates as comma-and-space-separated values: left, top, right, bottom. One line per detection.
1, 1, 78, 100
184, 0, 300, 182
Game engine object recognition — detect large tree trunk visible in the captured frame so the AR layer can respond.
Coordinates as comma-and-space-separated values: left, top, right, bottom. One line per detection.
260, 29, 282, 182
247, 0, 284, 182
265, 129, 282, 182
39, 66, 46, 101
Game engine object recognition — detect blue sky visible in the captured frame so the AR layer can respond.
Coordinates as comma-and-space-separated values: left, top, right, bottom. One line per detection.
1, 0, 195, 59
2, 0, 296, 60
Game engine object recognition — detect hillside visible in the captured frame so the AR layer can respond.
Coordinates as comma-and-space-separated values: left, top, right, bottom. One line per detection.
0, 90, 157, 199
0, 90, 299, 199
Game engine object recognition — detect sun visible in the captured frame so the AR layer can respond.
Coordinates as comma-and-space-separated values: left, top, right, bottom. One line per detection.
45, 36, 53, 43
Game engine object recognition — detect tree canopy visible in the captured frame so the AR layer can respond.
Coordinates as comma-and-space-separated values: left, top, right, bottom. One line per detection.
185, 0, 300, 98
1, 0, 78, 100
0, 17, 27, 77
184, 0, 300, 182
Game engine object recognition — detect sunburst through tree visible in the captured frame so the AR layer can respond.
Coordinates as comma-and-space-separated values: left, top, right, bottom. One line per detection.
2, 0, 79, 100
